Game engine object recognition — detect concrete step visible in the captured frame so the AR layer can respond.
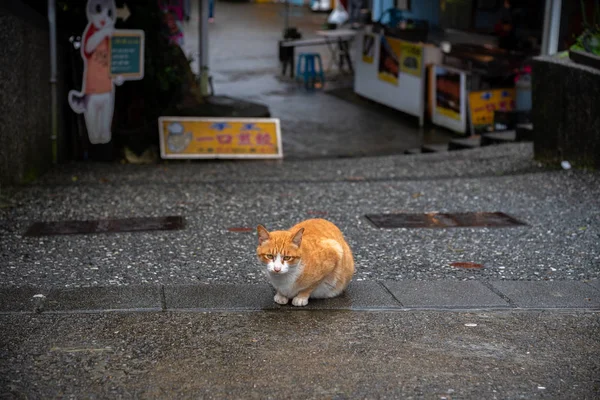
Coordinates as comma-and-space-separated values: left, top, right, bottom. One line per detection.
421, 143, 448, 153
494, 110, 532, 131
1, 281, 599, 313
448, 136, 481, 151
516, 123, 534, 141
481, 130, 517, 146
404, 148, 422, 155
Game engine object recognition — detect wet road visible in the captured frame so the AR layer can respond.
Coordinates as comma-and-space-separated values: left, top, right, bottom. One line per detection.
181, 1, 452, 159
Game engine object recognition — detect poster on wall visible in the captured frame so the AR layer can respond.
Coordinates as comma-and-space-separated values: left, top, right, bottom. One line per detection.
432, 65, 467, 134
377, 36, 402, 85
158, 0, 185, 47
399, 41, 422, 77
362, 34, 375, 64
158, 117, 283, 159
468, 89, 516, 135
67, 0, 144, 146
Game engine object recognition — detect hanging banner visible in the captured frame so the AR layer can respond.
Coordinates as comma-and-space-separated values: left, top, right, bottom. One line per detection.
158, 0, 185, 46
362, 34, 375, 64
377, 36, 401, 85
158, 117, 283, 159
399, 41, 422, 77
67, 0, 144, 145
468, 89, 516, 134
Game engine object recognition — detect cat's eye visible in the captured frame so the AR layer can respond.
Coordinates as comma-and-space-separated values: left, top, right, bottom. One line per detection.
95, 4, 102, 13
107, 9, 113, 17
283, 256, 292, 262
265, 254, 274, 260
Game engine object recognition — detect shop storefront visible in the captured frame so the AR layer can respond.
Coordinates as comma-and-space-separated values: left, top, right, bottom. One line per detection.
354, 0, 547, 135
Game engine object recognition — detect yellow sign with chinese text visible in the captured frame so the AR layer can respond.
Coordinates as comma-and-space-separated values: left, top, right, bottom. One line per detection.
158, 117, 283, 159
399, 41, 422, 77
468, 89, 516, 134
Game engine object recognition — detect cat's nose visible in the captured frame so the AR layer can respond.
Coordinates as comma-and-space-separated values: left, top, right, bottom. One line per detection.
273, 266, 281, 272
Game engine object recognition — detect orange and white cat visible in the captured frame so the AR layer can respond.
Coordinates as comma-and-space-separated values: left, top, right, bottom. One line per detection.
256, 219, 354, 307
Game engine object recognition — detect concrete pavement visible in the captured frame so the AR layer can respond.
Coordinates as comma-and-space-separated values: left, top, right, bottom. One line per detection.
1, 310, 599, 399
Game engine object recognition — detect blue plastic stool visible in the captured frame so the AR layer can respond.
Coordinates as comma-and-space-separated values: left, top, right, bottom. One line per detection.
296, 53, 325, 90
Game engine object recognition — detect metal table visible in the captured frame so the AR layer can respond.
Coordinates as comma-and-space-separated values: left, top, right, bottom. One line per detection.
316, 29, 357, 73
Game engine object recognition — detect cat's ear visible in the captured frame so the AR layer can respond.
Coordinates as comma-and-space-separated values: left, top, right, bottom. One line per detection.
291, 228, 304, 248
257, 224, 270, 245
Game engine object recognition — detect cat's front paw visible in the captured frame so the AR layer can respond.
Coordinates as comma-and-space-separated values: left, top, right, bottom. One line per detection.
274, 293, 289, 305
291, 296, 309, 307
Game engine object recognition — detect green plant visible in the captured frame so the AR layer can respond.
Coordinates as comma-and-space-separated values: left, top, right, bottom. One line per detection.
571, 0, 600, 55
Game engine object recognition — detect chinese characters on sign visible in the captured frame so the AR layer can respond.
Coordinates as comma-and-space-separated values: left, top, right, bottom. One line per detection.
110, 31, 145, 79
468, 89, 516, 135
158, 117, 283, 159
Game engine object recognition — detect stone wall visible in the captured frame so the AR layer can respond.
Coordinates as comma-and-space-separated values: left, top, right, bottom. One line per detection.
0, 1, 68, 185
532, 55, 600, 169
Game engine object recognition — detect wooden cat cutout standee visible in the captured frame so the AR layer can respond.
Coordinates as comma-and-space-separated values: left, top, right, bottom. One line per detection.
68, 0, 124, 145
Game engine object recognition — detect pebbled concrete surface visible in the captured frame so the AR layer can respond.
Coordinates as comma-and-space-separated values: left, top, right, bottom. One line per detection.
2, 144, 599, 287
1, 310, 598, 399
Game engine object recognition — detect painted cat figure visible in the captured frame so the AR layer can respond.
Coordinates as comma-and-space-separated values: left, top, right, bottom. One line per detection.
68, 0, 124, 145
256, 219, 354, 307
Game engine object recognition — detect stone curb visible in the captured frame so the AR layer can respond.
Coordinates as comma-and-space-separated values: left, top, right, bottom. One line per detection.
1, 281, 599, 313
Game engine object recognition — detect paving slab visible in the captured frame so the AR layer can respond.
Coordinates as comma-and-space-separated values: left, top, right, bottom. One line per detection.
383, 281, 510, 309
44, 286, 162, 312
4, 281, 600, 312
588, 280, 600, 292
282, 281, 401, 310
164, 284, 278, 310
164, 282, 401, 311
490, 281, 600, 308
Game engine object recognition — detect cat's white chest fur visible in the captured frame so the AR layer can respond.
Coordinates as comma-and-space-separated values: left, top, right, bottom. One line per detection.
266, 263, 304, 298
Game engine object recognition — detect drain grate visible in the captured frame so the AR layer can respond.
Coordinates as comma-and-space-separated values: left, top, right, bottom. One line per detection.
365, 212, 526, 229
24, 216, 185, 237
